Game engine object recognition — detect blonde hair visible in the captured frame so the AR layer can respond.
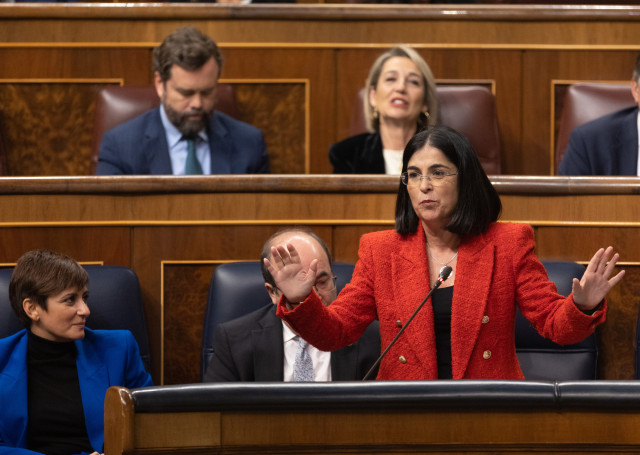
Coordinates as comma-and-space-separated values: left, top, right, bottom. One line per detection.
363, 45, 438, 132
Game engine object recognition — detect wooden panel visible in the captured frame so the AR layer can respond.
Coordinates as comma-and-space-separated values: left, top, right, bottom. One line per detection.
522, 50, 638, 176
163, 263, 216, 385
223, 48, 335, 173
234, 82, 306, 174
0, 226, 130, 265
0, 48, 151, 82
0, 82, 103, 175
220, 409, 640, 447
332, 225, 391, 263
135, 412, 221, 448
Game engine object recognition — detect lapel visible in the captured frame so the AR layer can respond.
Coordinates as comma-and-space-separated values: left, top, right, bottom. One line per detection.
390, 227, 438, 377
450, 230, 495, 379
144, 109, 173, 174
208, 112, 232, 174
614, 108, 639, 174
0, 331, 29, 448
75, 330, 108, 452
252, 307, 286, 381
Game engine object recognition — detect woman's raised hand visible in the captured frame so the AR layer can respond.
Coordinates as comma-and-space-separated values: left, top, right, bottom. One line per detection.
264, 243, 317, 304
572, 246, 625, 311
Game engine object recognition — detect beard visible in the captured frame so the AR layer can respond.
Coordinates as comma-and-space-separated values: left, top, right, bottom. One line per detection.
163, 100, 212, 136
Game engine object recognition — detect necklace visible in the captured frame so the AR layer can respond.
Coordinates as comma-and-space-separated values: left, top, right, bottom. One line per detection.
427, 248, 458, 276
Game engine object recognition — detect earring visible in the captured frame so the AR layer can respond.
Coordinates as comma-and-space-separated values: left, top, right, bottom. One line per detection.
372, 107, 379, 120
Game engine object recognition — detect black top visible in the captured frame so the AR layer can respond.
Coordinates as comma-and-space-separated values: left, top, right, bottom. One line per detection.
27, 331, 92, 455
329, 133, 386, 174
432, 286, 453, 379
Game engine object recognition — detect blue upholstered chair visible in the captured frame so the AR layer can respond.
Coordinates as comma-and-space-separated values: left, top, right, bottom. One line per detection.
201, 261, 356, 380
516, 260, 597, 380
201, 260, 597, 381
0, 264, 151, 372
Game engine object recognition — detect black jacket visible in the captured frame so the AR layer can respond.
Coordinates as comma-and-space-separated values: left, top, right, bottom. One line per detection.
329, 133, 386, 174
204, 304, 380, 382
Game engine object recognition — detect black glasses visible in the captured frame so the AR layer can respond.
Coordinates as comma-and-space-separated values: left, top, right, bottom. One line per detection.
313, 275, 337, 293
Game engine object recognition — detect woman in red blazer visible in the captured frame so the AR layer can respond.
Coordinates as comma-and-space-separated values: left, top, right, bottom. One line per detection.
268, 126, 625, 380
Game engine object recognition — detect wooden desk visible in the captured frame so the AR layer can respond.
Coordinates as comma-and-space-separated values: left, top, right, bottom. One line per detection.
0, 175, 637, 383
1, 5, 640, 175
104, 381, 640, 454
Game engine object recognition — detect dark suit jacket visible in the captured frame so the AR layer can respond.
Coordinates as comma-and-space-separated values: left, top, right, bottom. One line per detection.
558, 106, 639, 176
329, 133, 386, 174
97, 108, 269, 175
0, 328, 152, 455
204, 304, 380, 382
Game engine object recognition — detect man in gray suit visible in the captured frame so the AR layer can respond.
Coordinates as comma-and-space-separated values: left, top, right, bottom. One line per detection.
204, 228, 380, 382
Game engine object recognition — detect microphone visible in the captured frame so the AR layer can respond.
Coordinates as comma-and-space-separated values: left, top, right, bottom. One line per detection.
362, 265, 453, 381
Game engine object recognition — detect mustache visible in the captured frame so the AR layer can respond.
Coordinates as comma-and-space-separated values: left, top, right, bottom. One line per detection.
181, 109, 206, 118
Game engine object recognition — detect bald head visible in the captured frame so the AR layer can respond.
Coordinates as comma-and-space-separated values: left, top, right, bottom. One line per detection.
260, 229, 335, 306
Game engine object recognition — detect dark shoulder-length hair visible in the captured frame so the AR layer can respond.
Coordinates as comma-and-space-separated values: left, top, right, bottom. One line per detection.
395, 126, 501, 237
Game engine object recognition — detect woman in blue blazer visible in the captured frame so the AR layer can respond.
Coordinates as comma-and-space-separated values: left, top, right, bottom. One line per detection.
0, 250, 153, 455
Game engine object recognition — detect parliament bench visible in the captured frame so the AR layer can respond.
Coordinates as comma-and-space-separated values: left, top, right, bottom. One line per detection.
105, 380, 640, 454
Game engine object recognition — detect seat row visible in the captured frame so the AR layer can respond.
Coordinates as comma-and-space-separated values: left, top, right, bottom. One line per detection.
0, 81, 631, 176
0, 259, 625, 382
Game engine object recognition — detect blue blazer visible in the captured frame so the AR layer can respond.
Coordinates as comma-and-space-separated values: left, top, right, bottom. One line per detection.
559, 106, 639, 176
97, 108, 270, 175
0, 328, 153, 455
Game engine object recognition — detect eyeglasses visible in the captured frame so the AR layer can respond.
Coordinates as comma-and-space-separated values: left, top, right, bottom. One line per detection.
401, 170, 458, 186
313, 275, 337, 293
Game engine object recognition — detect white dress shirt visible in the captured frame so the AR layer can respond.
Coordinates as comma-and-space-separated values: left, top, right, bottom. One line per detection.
383, 148, 404, 175
282, 321, 332, 382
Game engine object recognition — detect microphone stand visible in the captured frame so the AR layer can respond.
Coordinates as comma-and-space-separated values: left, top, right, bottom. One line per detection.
362, 265, 453, 381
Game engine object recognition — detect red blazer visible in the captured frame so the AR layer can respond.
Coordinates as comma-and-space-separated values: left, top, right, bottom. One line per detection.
278, 222, 605, 380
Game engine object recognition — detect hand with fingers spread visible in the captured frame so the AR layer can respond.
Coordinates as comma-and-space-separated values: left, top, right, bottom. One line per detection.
264, 243, 318, 304
572, 246, 625, 312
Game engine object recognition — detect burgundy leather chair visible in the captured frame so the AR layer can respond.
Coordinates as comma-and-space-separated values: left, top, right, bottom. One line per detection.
91, 84, 238, 174
554, 82, 635, 174
348, 85, 502, 175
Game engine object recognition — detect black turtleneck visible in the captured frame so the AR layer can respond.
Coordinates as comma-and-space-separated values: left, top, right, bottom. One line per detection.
26, 331, 93, 455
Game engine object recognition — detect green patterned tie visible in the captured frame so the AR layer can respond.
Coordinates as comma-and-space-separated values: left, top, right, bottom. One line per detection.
184, 137, 203, 175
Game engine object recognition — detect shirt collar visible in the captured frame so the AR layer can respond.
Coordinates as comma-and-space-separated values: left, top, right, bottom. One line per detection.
281, 320, 299, 343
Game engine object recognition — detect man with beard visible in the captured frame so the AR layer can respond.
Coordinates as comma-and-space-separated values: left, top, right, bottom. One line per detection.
96, 27, 269, 175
